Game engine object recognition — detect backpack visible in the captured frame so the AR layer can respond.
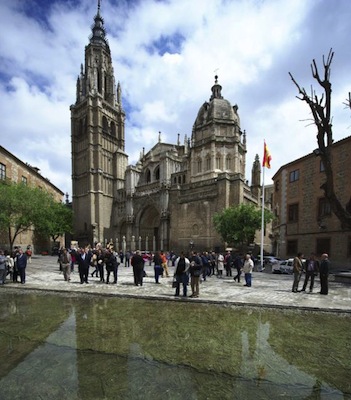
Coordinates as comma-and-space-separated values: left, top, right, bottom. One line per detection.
176, 257, 186, 274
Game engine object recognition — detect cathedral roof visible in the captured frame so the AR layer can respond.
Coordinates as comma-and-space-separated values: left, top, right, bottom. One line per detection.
194, 76, 238, 128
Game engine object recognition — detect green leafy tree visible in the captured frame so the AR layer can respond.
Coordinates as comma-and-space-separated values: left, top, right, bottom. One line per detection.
213, 203, 273, 247
35, 200, 73, 243
0, 181, 71, 249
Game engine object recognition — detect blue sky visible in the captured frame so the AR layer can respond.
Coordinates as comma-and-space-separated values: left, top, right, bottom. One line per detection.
0, 0, 351, 198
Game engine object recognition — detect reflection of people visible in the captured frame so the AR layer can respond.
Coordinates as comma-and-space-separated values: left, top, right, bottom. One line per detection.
319, 253, 330, 295
301, 253, 319, 293
243, 254, 254, 287
292, 252, 304, 293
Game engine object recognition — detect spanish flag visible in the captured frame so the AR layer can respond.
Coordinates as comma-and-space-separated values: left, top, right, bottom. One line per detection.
262, 141, 271, 169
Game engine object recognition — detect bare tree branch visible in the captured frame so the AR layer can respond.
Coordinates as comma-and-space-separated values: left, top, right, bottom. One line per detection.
289, 49, 351, 230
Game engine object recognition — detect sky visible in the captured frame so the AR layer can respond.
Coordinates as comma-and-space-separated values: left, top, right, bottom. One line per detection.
0, 0, 351, 199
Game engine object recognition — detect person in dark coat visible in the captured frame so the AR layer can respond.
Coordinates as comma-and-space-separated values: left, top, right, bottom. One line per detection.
174, 252, 190, 297
131, 250, 145, 286
104, 249, 119, 284
319, 253, 330, 295
233, 254, 243, 283
301, 253, 320, 293
77, 246, 93, 284
16, 248, 27, 284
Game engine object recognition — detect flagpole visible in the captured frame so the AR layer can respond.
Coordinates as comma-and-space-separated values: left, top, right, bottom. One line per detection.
260, 153, 265, 271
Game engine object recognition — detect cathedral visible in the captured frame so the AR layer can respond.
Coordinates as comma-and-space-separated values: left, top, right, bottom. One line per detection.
71, 3, 264, 253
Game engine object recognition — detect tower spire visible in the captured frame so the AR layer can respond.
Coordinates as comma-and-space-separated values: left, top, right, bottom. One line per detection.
89, 0, 109, 49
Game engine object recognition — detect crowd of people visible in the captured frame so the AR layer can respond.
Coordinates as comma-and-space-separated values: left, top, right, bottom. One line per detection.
53, 245, 258, 298
0, 244, 331, 297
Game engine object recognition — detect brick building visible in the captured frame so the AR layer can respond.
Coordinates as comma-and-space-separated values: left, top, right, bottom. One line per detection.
272, 136, 351, 269
0, 145, 65, 252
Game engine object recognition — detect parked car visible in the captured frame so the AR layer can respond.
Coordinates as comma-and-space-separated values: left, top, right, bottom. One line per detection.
272, 258, 306, 274
263, 256, 280, 266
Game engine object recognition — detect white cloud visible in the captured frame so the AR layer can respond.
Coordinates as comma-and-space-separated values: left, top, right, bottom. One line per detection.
0, 0, 351, 199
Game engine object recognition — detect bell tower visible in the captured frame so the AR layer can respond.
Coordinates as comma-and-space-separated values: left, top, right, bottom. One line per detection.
71, 0, 128, 245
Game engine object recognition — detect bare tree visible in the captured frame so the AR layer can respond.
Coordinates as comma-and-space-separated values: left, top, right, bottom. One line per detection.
289, 49, 351, 229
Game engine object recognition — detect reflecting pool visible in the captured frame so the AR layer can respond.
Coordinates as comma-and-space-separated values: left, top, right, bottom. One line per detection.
0, 290, 350, 399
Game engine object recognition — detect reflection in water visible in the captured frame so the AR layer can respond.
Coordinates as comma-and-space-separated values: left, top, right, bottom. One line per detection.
0, 291, 350, 399
0, 310, 78, 399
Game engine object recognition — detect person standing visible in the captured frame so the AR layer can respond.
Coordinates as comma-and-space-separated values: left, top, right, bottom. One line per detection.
25, 246, 32, 264
160, 251, 169, 277
233, 254, 243, 283
105, 249, 119, 284
301, 253, 320, 293
153, 251, 163, 284
201, 251, 210, 281
12, 247, 20, 282
224, 250, 233, 277
77, 246, 93, 284
209, 251, 216, 276
292, 252, 304, 293
131, 250, 145, 286
16, 248, 28, 284
189, 251, 202, 298
125, 251, 131, 267
5, 250, 14, 281
242, 254, 254, 287
319, 253, 330, 295
119, 250, 124, 266
96, 248, 105, 282
60, 248, 72, 282
0, 250, 7, 285
217, 252, 224, 278
174, 252, 190, 297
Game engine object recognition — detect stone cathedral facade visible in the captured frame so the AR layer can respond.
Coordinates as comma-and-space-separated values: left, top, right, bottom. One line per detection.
71, 4, 265, 253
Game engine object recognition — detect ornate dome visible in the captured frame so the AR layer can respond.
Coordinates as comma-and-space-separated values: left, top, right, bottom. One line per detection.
194, 76, 239, 128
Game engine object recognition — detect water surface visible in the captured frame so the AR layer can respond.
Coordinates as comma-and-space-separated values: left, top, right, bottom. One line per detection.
0, 290, 350, 399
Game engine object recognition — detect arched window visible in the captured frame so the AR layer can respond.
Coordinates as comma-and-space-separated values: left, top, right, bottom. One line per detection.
145, 168, 151, 183
154, 166, 160, 181
197, 158, 202, 173
102, 116, 109, 134
226, 155, 231, 170
216, 154, 221, 170
206, 154, 211, 171
110, 122, 116, 137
